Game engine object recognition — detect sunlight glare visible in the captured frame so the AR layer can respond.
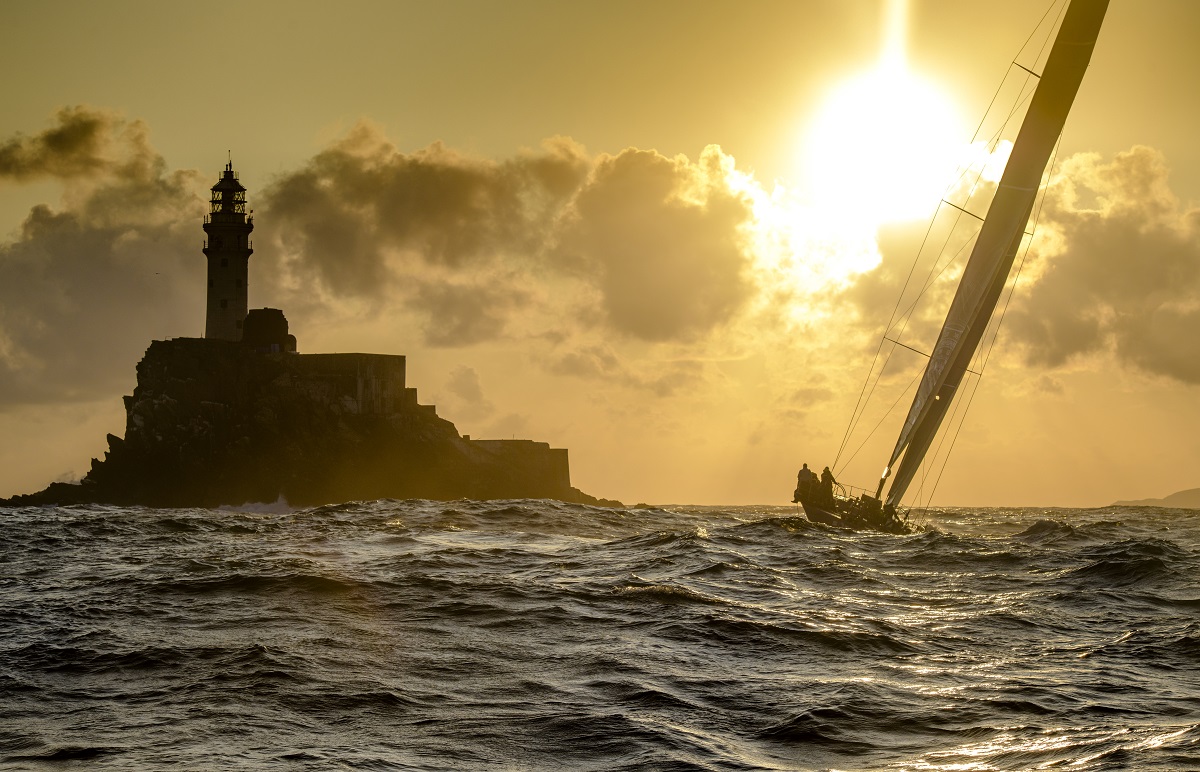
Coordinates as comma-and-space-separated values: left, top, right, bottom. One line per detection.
799, 0, 966, 226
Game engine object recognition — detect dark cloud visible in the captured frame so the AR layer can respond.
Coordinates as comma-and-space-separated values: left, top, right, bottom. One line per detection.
0, 110, 766, 410
408, 277, 531, 347
561, 147, 755, 341
0, 106, 116, 181
260, 125, 589, 300
0, 108, 205, 406
1005, 146, 1200, 382
0, 206, 203, 405
261, 125, 756, 346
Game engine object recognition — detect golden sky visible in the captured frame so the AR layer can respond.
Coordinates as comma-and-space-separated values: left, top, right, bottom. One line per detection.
3, 0, 1200, 507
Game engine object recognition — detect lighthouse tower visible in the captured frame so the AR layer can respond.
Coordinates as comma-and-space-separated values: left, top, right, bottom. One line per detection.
202, 160, 254, 340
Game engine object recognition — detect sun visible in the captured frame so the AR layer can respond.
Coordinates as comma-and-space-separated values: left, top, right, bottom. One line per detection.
798, 0, 965, 227
801, 65, 964, 226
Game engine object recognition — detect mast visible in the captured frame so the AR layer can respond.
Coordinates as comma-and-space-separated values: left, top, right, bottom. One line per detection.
878, 0, 1108, 506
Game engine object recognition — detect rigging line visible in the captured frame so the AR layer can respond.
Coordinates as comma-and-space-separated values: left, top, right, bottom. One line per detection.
837, 8, 1059, 471
901, 66, 1042, 314
921, 189, 1054, 510
920, 369, 982, 509
883, 337, 984, 376
873, 196, 953, 374
940, 65, 1035, 204
835, 345, 898, 471
883, 337, 930, 358
849, 192, 981, 462
888, 187, 982, 351
912, 357, 983, 511
1016, 0, 1067, 69
921, 135, 1064, 507
922, 184, 1055, 508
906, 219, 978, 325
921, 350, 981, 496
858, 61, 1035, 477
942, 94, 1023, 204
861, 24, 1046, 403
911, 141, 1062, 508
944, 0, 1059, 199
838, 368, 923, 473
877, 37, 1043, 357
905, 81, 1041, 304
912, 122, 1018, 303
835, 192, 955, 467
977, 135, 1062, 378
963, 3, 1053, 152
1013, 62, 1041, 79
1034, 1, 1070, 74
981, 58, 1046, 159
834, 336, 890, 467
941, 199, 984, 221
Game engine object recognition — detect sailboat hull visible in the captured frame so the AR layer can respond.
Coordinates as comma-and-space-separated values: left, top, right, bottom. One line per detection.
798, 501, 850, 528
797, 492, 911, 534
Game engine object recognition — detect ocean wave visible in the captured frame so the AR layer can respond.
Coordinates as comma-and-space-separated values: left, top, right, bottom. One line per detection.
3, 502, 1200, 770
1064, 555, 1171, 587
614, 583, 724, 606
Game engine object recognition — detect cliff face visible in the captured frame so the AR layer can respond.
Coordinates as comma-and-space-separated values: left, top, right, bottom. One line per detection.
9, 338, 615, 508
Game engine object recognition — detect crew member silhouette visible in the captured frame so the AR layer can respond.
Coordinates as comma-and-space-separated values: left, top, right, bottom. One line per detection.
793, 463, 818, 502
820, 466, 836, 503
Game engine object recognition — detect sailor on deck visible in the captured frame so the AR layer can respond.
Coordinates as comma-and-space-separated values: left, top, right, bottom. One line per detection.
793, 463, 818, 502
820, 467, 836, 503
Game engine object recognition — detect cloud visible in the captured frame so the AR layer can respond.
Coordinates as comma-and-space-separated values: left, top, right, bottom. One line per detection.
446, 365, 488, 404
1032, 375, 1064, 395
836, 214, 986, 362
409, 276, 531, 347
0, 110, 771, 411
0, 106, 117, 181
440, 365, 494, 422
259, 124, 588, 302
260, 123, 756, 346
1005, 146, 1200, 383
560, 146, 755, 341
483, 412, 530, 440
546, 341, 704, 396
0, 108, 206, 407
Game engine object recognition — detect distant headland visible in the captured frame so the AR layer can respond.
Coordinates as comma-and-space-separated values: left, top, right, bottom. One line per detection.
1112, 488, 1200, 509
2, 161, 618, 509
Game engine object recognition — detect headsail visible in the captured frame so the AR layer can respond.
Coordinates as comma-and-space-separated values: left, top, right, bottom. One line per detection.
880, 0, 1109, 506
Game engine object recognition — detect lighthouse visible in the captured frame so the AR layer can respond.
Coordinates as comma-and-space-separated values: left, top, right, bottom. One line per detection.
202, 160, 253, 340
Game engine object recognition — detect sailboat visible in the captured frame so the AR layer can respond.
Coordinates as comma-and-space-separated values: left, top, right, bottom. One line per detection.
795, 0, 1109, 533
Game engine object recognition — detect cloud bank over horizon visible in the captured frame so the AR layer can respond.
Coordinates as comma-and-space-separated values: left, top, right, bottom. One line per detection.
2, 106, 1200, 415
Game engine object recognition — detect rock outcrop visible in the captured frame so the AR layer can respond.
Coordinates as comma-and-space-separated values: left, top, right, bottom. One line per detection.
5, 338, 618, 508
1112, 488, 1200, 509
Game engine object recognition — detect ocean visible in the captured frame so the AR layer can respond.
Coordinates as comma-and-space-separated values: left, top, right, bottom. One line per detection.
1, 501, 1197, 771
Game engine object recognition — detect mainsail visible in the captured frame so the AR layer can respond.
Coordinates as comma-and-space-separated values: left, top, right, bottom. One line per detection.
879, 0, 1109, 506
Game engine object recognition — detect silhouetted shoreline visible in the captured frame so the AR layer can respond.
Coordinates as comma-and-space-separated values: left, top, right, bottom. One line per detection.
2, 337, 619, 509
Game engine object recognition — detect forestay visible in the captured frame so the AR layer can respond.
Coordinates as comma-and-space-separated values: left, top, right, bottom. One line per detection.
879, 0, 1110, 506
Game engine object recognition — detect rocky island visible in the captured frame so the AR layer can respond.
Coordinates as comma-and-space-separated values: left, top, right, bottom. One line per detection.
3, 161, 616, 509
